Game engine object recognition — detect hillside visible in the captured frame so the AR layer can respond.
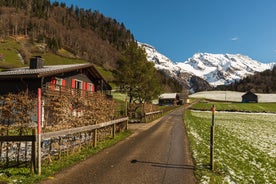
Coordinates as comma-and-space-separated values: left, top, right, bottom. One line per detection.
0, 0, 182, 93
0, 0, 134, 69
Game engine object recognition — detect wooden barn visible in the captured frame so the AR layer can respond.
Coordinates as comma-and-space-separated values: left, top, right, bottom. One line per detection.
242, 91, 258, 103
0, 56, 112, 96
158, 93, 180, 106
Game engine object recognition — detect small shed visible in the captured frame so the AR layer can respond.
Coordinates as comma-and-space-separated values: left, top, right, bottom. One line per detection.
158, 93, 179, 106
242, 91, 258, 103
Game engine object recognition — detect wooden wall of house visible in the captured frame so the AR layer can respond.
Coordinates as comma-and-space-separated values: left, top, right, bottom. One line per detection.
159, 99, 176, 106
44, 70, 101, 92
0, 79, 41, 95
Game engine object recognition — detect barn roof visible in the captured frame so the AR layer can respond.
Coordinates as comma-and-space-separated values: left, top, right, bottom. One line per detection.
159, 93, 178, 99
242, 91, 257, 97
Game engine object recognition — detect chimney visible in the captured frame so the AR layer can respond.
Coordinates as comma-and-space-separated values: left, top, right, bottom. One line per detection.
29, 56, 44, 69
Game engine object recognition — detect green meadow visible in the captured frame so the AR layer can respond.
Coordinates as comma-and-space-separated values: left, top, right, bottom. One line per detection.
185, 103, 276, 184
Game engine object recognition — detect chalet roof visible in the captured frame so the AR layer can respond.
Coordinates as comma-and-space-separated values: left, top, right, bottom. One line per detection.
242, 91, 257, 97
0, 63, 91, 78
159, 93, 178, 99
0, 63, 111, 90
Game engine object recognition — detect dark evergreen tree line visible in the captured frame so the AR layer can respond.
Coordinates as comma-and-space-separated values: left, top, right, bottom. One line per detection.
217, 66, 276, 93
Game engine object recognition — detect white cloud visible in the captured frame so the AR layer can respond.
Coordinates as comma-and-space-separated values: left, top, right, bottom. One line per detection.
230, 37, 239, 41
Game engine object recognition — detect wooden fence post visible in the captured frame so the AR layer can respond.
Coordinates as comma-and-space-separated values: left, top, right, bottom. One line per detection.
125, 119, 128, 130
37, 88, 42, 175
93, 129, 97, 147
210, 105, 215, 171
112, 123, 116, 138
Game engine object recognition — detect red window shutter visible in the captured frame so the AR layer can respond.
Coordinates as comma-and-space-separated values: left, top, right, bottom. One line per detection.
50, 77, 56, 90
71, 79, 76, 88
82, 82, 87, 91
62, 79, 66, 86
92, 84, 95, 92
50, 78, 56, 84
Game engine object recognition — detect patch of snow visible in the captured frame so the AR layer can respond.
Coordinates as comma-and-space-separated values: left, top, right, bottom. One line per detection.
17, 53, 24, 64
189, 90, 276, 103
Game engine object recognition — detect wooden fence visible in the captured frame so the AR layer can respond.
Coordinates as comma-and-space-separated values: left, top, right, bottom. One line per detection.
0, 133, 37, 172
0, 117, 128, 173
42, 117, 128, 146
144, 111, 163, 122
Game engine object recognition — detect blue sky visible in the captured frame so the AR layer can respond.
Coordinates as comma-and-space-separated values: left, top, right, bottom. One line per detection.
56, 0, 276, 63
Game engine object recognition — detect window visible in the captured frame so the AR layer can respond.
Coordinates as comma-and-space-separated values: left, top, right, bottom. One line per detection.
72, 79, 82, 90
56, 78, 63, 86
50, 77, 66, 91
75, 80, 82, 90
55, 78, 66, 91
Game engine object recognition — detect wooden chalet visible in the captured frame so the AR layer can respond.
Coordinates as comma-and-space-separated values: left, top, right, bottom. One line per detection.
0, 57, 112, 96
242, 91, 258, 103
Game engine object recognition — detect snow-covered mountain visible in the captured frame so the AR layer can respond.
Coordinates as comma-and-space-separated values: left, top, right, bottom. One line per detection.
138, 42, 275, 89
177, 53, 274, 86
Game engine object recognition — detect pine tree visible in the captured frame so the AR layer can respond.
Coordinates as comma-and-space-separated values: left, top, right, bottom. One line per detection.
115, 42, 161, 103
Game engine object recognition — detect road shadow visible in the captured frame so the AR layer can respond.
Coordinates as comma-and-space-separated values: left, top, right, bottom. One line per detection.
130, 159, 194, 170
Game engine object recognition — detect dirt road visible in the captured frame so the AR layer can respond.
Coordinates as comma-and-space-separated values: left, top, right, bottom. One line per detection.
39, 107, 196, 184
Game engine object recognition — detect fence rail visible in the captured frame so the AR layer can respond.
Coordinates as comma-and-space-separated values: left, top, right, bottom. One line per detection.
0, 135, 36, 142
42, 117, 128, 140
144, 110, 163, 122
145, 110, 162, 116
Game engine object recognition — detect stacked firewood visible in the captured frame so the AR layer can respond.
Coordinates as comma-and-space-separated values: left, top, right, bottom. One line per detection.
0, 92, 35, 135
143, 103, 159, 113
0, 90, 115, 133
43, 91, 115, 131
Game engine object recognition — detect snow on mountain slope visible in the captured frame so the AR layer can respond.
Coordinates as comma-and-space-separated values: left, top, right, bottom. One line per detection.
138, 42, 179, 78
176, 53, 273, 86
139, 42, 275, 87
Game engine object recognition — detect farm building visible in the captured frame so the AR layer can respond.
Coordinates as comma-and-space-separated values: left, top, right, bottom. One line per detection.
0, 56, 112, 96
158, 93, 181, 106
242, 91, 258, 103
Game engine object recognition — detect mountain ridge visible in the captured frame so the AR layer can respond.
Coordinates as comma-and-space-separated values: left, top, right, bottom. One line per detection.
139, 42, 275, 92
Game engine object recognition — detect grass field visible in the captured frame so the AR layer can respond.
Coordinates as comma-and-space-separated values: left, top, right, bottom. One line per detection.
184, 110, 276, 184
35, 53, 86, 65
191, 101, 276, 113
